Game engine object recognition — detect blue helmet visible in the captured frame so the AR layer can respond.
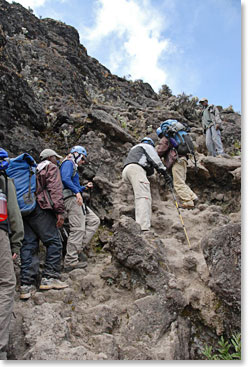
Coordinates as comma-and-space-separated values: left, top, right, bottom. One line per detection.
156, 127, 162, 138
141, 137, 155, 147
0, 148, 9, 170
70, 146, 87, 157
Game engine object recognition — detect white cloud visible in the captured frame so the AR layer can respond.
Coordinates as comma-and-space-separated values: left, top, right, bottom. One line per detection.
80, 0, 174, 91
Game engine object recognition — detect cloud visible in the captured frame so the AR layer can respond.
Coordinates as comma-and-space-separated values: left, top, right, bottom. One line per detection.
80, 0, 174, 91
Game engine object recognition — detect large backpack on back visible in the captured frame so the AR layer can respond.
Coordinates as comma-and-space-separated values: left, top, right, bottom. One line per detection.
160, 119, 195, 156
6, 153, 37, 216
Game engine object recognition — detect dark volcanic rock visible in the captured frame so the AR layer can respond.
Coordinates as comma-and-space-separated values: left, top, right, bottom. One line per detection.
88, 109, 136, 144
201, 223, 241, 333
201, 222, 241, 310
0, 65, 46, 131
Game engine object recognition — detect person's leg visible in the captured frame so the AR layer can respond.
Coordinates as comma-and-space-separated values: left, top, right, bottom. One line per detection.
172, 158, 197, 207
206, 127, 216, 156
27, 205, 62, 280
20, 217, 40, 286
82, 207, 100, 247
0, 230, 16, 359
64, 197, 86, 266
123, 164, 151, 230
212, 127, 225, 155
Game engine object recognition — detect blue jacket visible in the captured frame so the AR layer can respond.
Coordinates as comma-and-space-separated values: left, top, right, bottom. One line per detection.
60, 160, 86, 194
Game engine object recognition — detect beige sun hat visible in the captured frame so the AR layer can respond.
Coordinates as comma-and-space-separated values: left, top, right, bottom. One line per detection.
40, 148, 62, 160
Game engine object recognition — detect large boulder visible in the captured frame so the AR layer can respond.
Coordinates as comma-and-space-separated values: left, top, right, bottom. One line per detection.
201, 222, 241, 333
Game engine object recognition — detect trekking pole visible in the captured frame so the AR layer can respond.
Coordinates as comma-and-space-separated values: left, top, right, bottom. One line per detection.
185, 139, 198, 173
168, 183, 191, 248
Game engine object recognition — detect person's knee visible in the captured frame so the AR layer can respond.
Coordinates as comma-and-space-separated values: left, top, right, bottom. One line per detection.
70, 227, 85, 238
206, 140, 212, 150
2, 271, 16, 291
94, 216, 101, 229
212, 135, 220, 146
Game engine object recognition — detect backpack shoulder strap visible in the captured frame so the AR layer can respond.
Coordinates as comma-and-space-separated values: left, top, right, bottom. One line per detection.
60, 158, 77, 178
27, 167, 35, 199
0, 171, 8, 199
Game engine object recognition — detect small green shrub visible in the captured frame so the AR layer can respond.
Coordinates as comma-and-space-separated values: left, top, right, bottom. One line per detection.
230, 140, 241, 156
202, 333, 241, 360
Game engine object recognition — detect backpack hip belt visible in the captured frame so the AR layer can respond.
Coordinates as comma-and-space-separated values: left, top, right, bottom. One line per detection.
63, 189, 76, 200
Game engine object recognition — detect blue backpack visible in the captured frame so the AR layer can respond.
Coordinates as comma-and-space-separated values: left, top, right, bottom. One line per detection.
6, 153, 37, 216
160, 119, 194, 156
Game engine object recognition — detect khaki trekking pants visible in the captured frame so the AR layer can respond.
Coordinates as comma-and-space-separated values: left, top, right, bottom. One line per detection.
122, 164, 151, 231
0, 230, 16, 360
64, 196, 100, 266
172, 157, 197, 205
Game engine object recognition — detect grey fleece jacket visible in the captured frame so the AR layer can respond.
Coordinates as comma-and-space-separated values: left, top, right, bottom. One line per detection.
123, 143, 167, 176
202, 104, 222, 130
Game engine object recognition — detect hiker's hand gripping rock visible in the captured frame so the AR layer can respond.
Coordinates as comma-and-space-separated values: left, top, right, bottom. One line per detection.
86, 182, 93, 189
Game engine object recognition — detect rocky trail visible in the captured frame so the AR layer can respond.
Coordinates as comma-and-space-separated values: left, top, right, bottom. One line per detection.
8, 154, 241, 360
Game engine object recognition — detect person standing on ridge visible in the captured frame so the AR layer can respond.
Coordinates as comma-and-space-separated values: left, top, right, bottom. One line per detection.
60, 146, 100, 272
0, 148, 24, 359
122, 137, 172, 231
199, 98, 226, 157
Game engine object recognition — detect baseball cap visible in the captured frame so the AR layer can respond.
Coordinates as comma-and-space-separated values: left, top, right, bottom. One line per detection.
199, 98, 208, 103
40, 148, 62, 160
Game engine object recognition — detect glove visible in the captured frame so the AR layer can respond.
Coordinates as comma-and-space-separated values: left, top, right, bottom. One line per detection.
158, 168, 173, 187
164, 172, 173, 187
158, 168, 167, 176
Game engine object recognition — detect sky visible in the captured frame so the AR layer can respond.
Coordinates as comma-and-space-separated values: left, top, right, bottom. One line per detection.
6, 0, 242, 112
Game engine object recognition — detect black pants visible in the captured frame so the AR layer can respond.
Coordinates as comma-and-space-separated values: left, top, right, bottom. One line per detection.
20, 203, 62, 285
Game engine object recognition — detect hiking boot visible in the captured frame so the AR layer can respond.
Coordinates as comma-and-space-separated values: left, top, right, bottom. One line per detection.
78, 252, 88, 263
63, 261, 87, 273
193, 197, 199, 206
179, 202, 194, 209
216, 153, 230, 159
20, 284, 36, 300
39, 277, 69, 290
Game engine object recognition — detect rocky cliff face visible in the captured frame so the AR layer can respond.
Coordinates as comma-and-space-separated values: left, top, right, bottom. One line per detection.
0, 0, 241, 360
